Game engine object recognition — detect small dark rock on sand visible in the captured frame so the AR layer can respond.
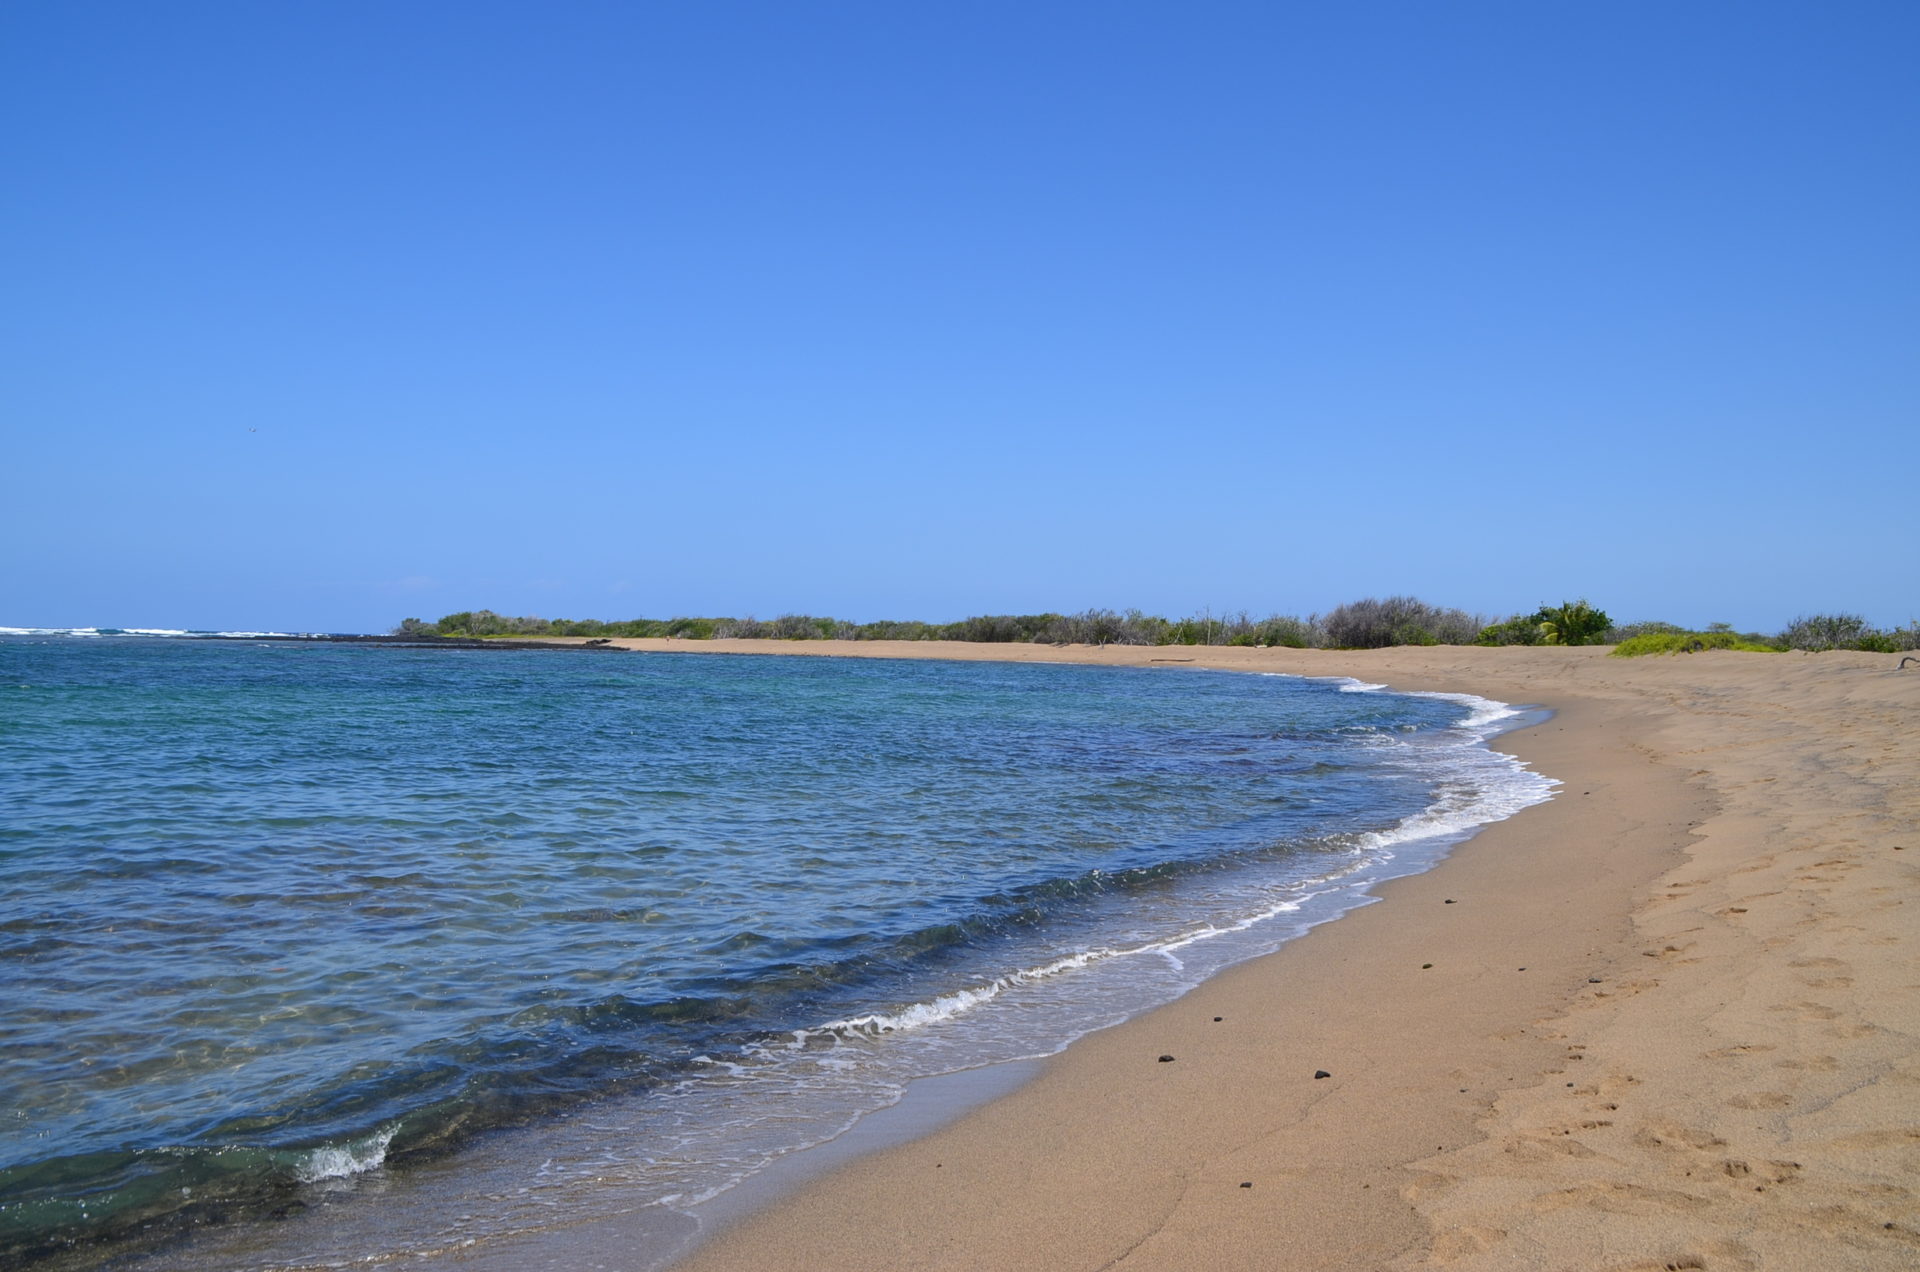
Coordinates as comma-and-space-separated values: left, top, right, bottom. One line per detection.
1314, 1070, 1331, 1079
1158, 1054, 1175, 1063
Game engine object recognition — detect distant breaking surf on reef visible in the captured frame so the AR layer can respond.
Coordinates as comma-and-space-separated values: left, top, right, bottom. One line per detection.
0, 633, 1551, 1268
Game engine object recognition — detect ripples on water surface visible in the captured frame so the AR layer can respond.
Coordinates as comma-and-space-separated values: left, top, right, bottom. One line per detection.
0, 637, 1552, 1267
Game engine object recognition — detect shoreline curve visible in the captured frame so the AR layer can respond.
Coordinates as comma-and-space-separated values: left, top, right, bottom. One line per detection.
615, 640, 1919, 1272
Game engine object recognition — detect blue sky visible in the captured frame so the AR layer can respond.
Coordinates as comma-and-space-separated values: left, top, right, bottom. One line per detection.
5, 1, 1915, 633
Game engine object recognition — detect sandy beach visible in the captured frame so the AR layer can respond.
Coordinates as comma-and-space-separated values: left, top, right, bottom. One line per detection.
582, 640, 1920, 1270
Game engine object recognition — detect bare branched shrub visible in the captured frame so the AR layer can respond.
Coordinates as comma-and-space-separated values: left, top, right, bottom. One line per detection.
712, 616, 771, 639
1249, 614, 1319, 647
1322, 597, 1481, 648
767, 614, 822, 640
1778, 613, 1871, 651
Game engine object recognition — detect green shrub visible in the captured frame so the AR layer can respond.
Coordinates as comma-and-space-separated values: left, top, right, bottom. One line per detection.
1602, 620, 1686, 643
1611, 632, 1778, 657
1536, 600, 1611, 646
432, 609, 556, 637
856, 620, 941, 640
1239, 615, 1317, 648
1477, 600, 1610, 647
937, 613, 1060, 642
1476, 615, 1544, 646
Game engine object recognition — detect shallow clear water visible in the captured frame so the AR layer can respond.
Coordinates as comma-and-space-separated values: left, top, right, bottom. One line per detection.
0, 637, 1551, 1267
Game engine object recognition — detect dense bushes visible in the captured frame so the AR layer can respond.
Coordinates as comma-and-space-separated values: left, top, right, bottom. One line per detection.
1610, 614, 1919, 657
401, 604, 1918, 653
409, 606, 1345, 647
412, 599, 1489, 650
1474, 615, 1544, 646
417, 610, 725, 640
1537, 600, 1611, 645
1776, 614, 1920, 652
1321, 597, 1481, 649
1476, 600, 1611, 647
1778, 615, 1915, 652
1868, 623, 1920, 652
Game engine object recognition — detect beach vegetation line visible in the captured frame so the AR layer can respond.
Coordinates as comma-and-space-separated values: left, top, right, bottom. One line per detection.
411, 602, 1470, 650
1609, 614, 1920, 657
399, 605, 1917, 653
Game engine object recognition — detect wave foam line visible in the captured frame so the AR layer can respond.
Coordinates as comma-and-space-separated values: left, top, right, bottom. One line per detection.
799, 948, 1118, 1041
788, 865, 1372, 1043
785, 694, 1555, 1048
0, 626, 302, 638
293, 1123, 400, 1182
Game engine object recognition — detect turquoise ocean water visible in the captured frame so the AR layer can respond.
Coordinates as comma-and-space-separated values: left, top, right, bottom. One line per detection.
0, 634, 1552, 1268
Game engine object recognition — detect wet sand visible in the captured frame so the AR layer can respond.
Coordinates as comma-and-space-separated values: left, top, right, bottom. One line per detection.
596, 641, 1918, 1270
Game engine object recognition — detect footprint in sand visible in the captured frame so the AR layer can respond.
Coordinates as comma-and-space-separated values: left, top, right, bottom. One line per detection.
1702, 1043, 1776, 1060
1635, 1121, 1726, 1153
1726, 1092, 1792, 1110
1429, 1225, 1506, 1261
1644, 944, 1690, 960
1610, 1239, 1760, 1272
1502, 1133, 1605, 1163
1769, 1000, 1842, 1022
1774, 1054, 1838, 1072
1534, 1181, 1713, 1216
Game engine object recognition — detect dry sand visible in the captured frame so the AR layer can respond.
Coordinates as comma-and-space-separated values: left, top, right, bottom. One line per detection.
594, 640, 1918, 1271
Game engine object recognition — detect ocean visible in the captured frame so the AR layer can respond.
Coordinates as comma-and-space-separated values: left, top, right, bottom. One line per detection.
0, 633, 1553, 1268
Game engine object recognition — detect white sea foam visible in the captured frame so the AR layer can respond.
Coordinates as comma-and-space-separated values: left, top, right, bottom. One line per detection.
0, 625, 303, 638
1399, 688, 1529, 733
802, 948, 1116, 1040
0, 626, 107, 637
295, 1124, 399, 1182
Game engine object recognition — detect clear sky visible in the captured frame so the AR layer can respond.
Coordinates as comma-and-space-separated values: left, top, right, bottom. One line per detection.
5, 1, 1916, 634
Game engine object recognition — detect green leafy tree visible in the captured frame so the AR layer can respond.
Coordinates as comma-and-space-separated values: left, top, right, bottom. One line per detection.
1536, 600, 1611, 646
